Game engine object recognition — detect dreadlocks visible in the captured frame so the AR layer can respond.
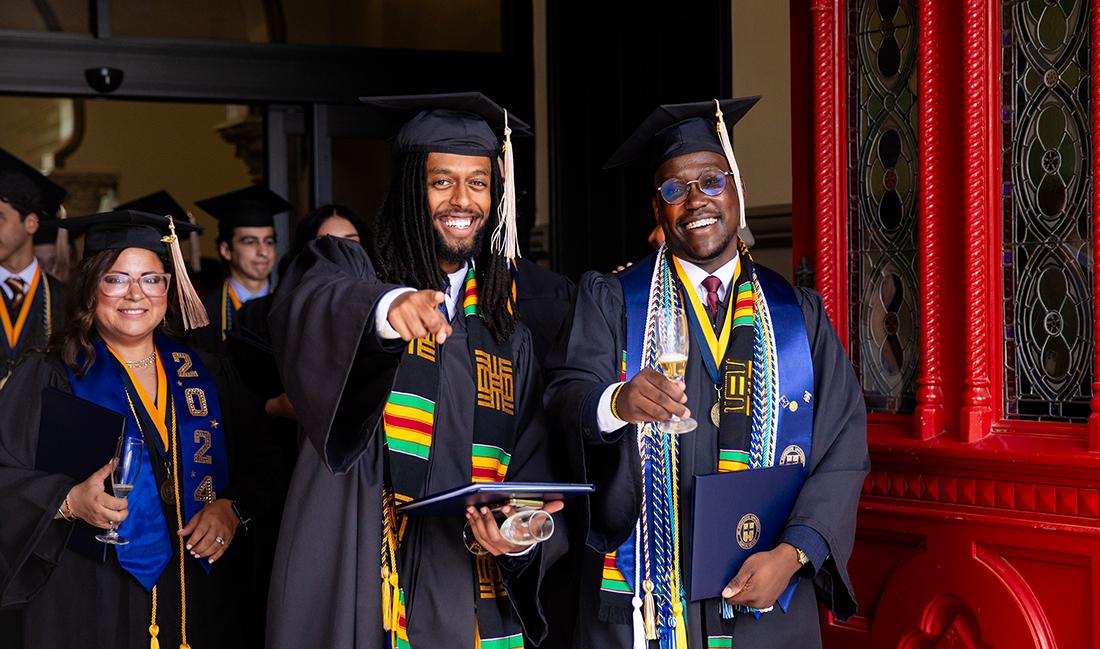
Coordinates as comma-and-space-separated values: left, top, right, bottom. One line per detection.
372, 151, 516, 344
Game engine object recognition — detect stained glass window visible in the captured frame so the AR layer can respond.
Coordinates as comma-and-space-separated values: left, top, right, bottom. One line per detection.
1002, 0, 1093, 422
847, 0, 919, 413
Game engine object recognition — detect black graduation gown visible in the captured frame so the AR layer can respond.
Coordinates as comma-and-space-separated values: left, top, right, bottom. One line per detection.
190, 280, 243, 356
512, 258, 575, 368
544, 268, 869, 649
0, 347, 281, 649
0, 271, 65, 381
265, 237, 565, 649
222, 294, 297, 649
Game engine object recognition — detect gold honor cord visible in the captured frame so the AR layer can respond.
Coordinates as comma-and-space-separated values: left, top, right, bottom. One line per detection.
122, 391, 189, 648
670, 257, 734, 368
0, 267, 42, 348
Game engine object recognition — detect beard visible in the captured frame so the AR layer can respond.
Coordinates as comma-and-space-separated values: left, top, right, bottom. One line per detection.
432, 209, 488, 266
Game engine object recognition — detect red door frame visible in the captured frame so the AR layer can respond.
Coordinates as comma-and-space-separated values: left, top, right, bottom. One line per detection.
792, 0, 1100, 646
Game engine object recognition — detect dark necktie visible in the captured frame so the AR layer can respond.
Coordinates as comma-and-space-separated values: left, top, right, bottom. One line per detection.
5, 277, 25, 310
701, 275, 722, 320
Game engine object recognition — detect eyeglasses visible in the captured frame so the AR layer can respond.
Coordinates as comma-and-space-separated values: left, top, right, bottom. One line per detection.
656, 171, 735, 205
99, 273, 172, 298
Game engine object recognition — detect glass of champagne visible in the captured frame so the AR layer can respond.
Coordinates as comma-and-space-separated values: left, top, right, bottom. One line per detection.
96, 436, 144, 545
655, 303, 698, 434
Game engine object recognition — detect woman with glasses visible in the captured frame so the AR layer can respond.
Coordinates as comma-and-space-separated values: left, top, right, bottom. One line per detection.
0, 209, 273, 649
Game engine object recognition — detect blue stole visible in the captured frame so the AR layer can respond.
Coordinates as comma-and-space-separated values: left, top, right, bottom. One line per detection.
66, 335, 229, 591
614, 252, 815, 612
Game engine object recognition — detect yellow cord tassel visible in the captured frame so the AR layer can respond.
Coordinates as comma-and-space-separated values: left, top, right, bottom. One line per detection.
381, 565, 392, 631
149, 624, 159, 649
673, 598, 688, 649
642, 579, 658, 640
180, 644, 191, 649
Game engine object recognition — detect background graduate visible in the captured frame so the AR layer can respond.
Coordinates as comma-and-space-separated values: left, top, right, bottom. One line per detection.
192, 184, 290, 353
266, 92, 565, 649
0, 210, 281, 649
0, 147, 67, 382
545, 98, 869, 648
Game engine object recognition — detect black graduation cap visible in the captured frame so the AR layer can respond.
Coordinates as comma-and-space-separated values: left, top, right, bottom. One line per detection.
195, 185, 291, 239
33, 219, 60, 246
117, 190, 189, 222
603, 97, 760, 171
0, 147, 67, 218
358, 92, 532, 157
58, 209, 202, 258
59, 209, 209, 329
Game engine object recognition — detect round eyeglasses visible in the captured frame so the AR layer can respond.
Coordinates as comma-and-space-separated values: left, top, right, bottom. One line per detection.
100, 273, 172, 298
656, 171, 735, 205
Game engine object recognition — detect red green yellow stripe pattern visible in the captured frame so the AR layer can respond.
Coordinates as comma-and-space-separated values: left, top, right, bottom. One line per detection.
471, 443, 511, 482
619, 350, 627, 381
477, 634, 524, 649
707, 636, 733, 648
718, 449, 750, 473
393, 589, 411, 649
600, 552, 632, 594
463, 267, 479, 315
732, 281, 754, 327
383, 392, 435, 460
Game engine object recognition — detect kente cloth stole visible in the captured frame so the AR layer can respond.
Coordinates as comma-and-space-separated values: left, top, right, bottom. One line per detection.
1, 268, 50, 353
380, 266, 525, 649
598, 243, 815, 647
66, 334, 229, 590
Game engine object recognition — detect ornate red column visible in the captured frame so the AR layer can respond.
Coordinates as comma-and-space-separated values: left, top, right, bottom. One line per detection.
1090, 0, 1100, 452
914, 0, 946, 440
810, 0, 848, 344
960, 0, 995, 443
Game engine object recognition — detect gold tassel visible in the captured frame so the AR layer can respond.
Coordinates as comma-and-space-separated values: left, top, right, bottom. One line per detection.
673, 598, 688, 649
713, 99, 748, 232
150, 586, 160, 649
642, 579, 658, 640
490, 109, 520, 261
390, 577, 401, 632
185, 211, 202, 273
180, 644, 191, 649
381, 565, 392, 631
161, 216, 209, 330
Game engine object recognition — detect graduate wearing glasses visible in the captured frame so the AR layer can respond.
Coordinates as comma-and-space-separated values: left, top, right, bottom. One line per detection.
0, 210, 280, 649
545, 98, 868, 649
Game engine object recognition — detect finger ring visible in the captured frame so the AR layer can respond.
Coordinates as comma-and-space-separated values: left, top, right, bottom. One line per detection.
215, 536, 225, 545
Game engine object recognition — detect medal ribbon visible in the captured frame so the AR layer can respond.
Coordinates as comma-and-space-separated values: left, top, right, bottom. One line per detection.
107, 346, 169, 449
670, 257, 732, 385
0, 267, 41, 349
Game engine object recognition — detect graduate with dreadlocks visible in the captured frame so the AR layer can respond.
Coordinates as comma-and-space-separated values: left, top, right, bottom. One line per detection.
545, 98, 868, 648
266, 93, 566, 649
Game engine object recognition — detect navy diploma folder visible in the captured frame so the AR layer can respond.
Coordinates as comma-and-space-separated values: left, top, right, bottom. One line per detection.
397, 482, 594, 517
35, 387, 127, 563
688, 464, 804, 601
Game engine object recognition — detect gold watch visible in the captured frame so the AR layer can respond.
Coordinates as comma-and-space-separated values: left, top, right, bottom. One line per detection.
794, 546, 810, 567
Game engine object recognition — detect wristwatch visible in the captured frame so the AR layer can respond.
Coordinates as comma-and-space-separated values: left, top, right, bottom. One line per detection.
231, 500, 253, 532
794, 545, 810, 568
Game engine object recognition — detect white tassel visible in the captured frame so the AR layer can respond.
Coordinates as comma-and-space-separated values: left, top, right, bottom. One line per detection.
185, 210, 202, 273
631, 526, 646, 649
161, 216, 209, 330
714, 99, 747, 232
491, 109, 520, 261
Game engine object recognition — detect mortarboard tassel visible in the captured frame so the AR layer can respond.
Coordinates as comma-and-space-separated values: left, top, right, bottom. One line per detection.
161, 216, 209, 330
714, 99, 748, 232
185, 210, 202, 273
54, 205, 72, 281
491, 110, 521, 261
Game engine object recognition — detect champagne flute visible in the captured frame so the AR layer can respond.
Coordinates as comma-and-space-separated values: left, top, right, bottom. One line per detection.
96, 436, 144, 545
462, 503, 556, 555
655, 303, 698, 434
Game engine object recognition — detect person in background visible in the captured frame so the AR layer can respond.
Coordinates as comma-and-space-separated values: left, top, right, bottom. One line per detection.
191, 185, 291, 354
0, 147, 67, 383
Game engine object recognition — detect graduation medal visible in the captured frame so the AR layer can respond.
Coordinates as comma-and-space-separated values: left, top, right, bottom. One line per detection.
711, 401, 721, 427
